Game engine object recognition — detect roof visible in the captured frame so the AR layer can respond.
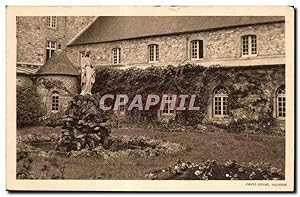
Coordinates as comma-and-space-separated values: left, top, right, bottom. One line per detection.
69, 16, 284, 46
17, 65, 40, 75
36, 50, 80, 76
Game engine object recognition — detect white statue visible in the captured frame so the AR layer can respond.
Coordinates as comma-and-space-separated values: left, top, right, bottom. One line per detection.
80, 51, 95, 95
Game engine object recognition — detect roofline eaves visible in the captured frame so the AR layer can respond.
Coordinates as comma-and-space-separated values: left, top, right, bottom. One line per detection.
67, 16, 99, 46
68, 19, 285, 46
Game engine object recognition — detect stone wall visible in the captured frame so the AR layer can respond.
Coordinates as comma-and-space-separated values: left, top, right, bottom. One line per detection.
66, 22, 285, 69
17, 16, 94, 65
36, 75, 79, 114
17, 16, 66, 65
65, 16, 96, 45
204, 65, 285, 124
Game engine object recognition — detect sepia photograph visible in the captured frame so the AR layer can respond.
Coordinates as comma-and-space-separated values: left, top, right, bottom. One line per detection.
6, 6, 295, 191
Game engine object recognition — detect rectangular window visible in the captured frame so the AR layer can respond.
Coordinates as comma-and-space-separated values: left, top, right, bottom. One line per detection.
117, 97, 126, 115
148, 44, 159, 62
242, 35, 257, 56
52, 93, 59, 112
47, 16, 57, 28
191, 40, 204, 60
112, 48, 121, 64
162, 96, 175, 115
46, 41, 56, 61
277, 96, 285, 118
214, 96, 228, 117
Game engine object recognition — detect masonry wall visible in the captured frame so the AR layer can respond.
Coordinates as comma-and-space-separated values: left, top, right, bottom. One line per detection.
204, 66, 285, 125
36, 75, 79, 114
17, 16, 94, 66
65, 16, 96, 44
66, 22, 285, 69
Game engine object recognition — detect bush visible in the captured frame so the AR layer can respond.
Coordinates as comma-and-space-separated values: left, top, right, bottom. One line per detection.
17, 85, 44, 128
40, 112, 65, 127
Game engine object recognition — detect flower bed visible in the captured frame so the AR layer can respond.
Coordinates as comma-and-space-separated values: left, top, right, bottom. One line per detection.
145, 160, 284, 180
17, 132, 185, 159
69, 135, 185, 159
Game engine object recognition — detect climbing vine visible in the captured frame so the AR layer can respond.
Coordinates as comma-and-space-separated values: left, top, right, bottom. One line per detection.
92, 64, 285, 133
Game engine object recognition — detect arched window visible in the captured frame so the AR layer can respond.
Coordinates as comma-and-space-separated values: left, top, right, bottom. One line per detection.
190, 40, 204, 60
148, 44, 159, 62
241, 35, 257, 56
277, 85, 285, 118
51, 91, 60, 112
112, 48, 121, 64
213, 87, 228, 117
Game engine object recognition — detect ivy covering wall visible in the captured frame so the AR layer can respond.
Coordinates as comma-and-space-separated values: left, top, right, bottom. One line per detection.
92, 64, 285, 133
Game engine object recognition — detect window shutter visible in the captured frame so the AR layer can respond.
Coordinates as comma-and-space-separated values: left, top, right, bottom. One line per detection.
198, 40, 204, 58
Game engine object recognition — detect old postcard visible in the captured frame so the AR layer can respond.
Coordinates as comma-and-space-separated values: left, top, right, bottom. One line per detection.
6, 6, 294, 191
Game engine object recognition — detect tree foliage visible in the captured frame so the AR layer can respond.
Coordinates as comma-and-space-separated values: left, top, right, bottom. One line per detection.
17, 85, 45, 128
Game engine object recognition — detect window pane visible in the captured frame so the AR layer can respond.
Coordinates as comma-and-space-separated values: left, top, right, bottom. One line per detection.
191, 40, 199, 59
251, 35, 257, 55
112, 48, 121, 64
242, 36, 249, 55
214, 87, 228, 117
277, 86, 285, 118
155, 45, 159, 61
47, 16, 51, 27
52, 16, 57, 28
161, 96, 175, 114
149, 45, 155, 62
52, 93, 59, 111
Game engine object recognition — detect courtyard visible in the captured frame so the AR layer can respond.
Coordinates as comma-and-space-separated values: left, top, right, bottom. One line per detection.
17, 126, 285, 180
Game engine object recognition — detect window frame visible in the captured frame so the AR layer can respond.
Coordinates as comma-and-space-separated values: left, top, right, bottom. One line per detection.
117, 97, 126, 115
241, 35, 257, 57
51, 91, 60, 112
47, 16, 57, 29
213, 87, 229, 118
112, 48, 121, 65
161, 95, 176, 116
148, 44, 159, 63
46, 41, 57, 61
276, 86, 286, 119
190, 40, 204, 60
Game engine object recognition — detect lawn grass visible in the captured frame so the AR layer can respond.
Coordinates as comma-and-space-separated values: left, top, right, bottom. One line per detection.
17, 126, 285, 179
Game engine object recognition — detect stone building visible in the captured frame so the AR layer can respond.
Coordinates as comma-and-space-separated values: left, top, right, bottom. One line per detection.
35, 49, 80, 114
66, 16, 285, 125
16, 16, 286, 127
66, 16, 284, 68
16, 16, 95, 113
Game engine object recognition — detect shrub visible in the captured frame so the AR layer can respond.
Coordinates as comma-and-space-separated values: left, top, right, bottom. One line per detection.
40, 112, 65, 127
17, 85, 44, 128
